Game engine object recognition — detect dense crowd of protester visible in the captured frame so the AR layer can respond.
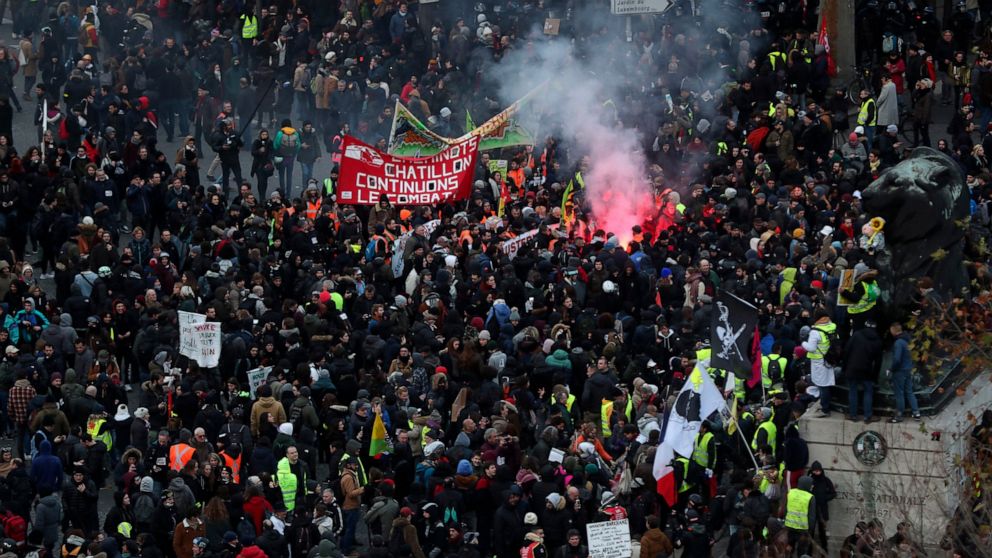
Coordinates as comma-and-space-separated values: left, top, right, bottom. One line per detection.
0, 1, 989, 558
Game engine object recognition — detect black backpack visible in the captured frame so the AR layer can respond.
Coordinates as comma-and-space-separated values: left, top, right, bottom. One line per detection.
766, 357, 783, 384
814, 326, 844, 366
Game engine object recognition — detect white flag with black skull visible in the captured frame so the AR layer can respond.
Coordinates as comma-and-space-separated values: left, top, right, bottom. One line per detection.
664, 365, 727, 458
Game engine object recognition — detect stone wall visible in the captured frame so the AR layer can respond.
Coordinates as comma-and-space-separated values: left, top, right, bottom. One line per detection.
798, 376, 992, 547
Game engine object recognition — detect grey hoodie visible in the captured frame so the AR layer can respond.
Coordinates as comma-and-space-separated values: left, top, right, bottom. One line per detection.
35, 493, 63, 546
168, 477, 196, 519
39, 313, 77, 355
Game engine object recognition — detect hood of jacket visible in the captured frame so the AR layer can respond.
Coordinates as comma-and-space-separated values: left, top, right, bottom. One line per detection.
39, 492, 60, 508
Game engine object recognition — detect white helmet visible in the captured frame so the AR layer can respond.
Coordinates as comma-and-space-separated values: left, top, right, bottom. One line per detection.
603, 280, 617, 294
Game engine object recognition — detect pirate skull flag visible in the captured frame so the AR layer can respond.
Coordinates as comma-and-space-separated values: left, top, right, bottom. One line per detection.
662, 365, 727, 458
709, 290, 758, 376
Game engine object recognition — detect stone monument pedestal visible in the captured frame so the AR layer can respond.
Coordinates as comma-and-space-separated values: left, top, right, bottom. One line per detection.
798, 374, 992, 548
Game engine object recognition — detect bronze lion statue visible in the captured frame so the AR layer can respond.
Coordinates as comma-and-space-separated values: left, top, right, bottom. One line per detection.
861, 147, 970, 316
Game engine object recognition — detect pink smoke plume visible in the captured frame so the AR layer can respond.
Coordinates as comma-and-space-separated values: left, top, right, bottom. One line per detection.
576, 124, 653, 246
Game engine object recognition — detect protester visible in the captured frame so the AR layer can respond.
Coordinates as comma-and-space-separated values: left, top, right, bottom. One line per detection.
0, 1, 985, 558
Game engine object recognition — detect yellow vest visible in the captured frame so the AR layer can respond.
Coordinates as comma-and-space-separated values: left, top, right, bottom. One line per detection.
600, 398, 632, 438
810, 322, 836, 360
858, 98, 877, 126
86, 417, 112, 452
549, 393, 576, 412
848, 280, 879, 314
761, 354, 787, 389
676, 457, 692, 493
752, 420, 777, 456
692, 432, 714, 469
339, 451, 367, 486
241, 14, 258, 39
733, 376, 746, 401
768, 51, 786, 71
276, 456, 306, 511
784, 489, 813, 530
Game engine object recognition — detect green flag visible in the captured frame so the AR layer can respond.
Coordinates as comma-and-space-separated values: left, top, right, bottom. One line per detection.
465, 109, 475, 134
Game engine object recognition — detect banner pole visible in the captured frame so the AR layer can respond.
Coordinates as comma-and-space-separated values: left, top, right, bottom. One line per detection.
737, 422, 760, 470
387, 98, 401, 152
41, 98, 48, 159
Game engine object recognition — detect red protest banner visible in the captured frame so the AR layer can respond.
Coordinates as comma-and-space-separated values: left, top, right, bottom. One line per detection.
337, 134, 480, 205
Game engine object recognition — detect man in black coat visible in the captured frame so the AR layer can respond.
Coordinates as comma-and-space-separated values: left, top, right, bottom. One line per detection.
492, 486, 526, 558
843, 320, 883, 422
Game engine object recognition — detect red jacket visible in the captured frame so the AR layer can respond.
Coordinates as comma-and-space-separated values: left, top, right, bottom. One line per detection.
242, 495, 273, 535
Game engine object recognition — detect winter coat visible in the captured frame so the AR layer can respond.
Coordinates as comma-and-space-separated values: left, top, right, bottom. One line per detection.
808, 463, 837, 521
29, 440, 63, 494
876, 81, 899, 127
250, 396, 287, 436
843, 327, 883, 383
363, 496, 398, 539
890, 333, 913, 374
492, 501, 526, 558
34, 493, 62, 547
173, 517, 206, 558
390, 516, 425, 558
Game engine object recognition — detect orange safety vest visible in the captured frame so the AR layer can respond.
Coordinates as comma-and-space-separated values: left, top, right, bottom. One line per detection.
221, 452, 242, 484
169, 443, 195, 472
305, 197, 322, 220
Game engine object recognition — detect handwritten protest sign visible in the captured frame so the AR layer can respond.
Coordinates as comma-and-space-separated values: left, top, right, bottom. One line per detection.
178, 311, 206, 359
586, 519, 631, 558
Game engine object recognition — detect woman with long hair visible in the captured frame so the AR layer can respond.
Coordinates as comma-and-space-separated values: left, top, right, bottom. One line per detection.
203, 496, 231, 549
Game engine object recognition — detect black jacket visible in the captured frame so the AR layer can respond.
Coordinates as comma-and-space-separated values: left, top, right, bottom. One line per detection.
843, 326, 883, 382
492, 500, 526, 558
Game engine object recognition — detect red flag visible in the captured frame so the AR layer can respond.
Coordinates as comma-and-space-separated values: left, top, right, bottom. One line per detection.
748, 324, 762, 389
653, 442, 677, 507
657, 472, 677, 507
818, 18, 837, 78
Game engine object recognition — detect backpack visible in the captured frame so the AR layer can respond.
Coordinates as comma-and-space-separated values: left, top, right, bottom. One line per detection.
813, 326, 843, 367
310, 75, 323, 96
279, 131, 299, 156
881, 32, 899, 54
364, 236, 384, 262
1, 510, 27, 544
766, 357, 783, 384
326, 476, 344, 502
236, 516, 256, 545
441, 505, 458, 525
132, 492, 156, 525
221, 423, 249, 448
388, 522, 407, 554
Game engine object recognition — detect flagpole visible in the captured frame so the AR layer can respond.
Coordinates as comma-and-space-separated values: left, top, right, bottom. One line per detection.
387, 99, 401, 153
41, 98, 48, 159
737, 424, 760, 470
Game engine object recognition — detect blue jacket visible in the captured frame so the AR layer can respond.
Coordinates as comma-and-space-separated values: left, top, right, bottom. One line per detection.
389, 11, 408, 41
126, 182, 151, 217
890, 333, 913, 373
29, 440, 63, 494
